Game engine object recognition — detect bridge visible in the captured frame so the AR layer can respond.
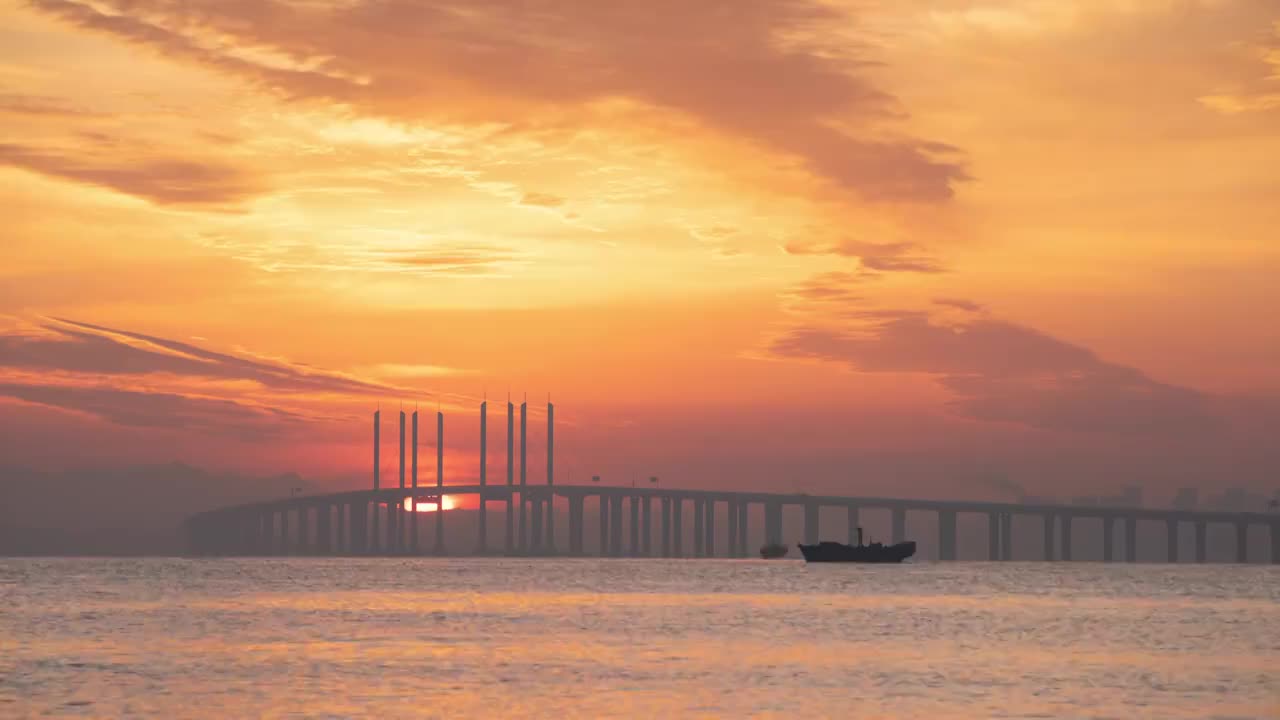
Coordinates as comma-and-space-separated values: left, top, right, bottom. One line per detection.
185, 403, 1280, 563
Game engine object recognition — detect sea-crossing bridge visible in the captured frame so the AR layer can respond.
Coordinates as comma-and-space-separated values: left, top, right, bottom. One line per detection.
185, 404, 1280, 563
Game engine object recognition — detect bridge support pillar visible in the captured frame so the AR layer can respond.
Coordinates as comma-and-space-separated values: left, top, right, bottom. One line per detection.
642, 496, 652, 556
1166, 518, 1179, 563
704, 499, 715, 558
1042, 514, 1054, 561
732, 499, 742, 556
1103, 517, 1114, 562
693, 500, 705, 557
939, 510, 957, 561
1060, 514, 1073, 562
1000, 513, 1012, 560
988, 511, 1000, 561
545, 495, 556, 557
300, 505, 311, 556
597, 495, 608, 557
891, 507, 906, 545
738, 501, 748, 558
254, 513, 268, 555
1272, 521, 1280, 565
765, 502, 782, 547
847, 505, 860, 546
349, 502, 363, 555
804, 503, 819, 545
336, 502, 347, 555
1236, 522, 1248, 564
629, 496, 641, 557
1195, 521, 1207, 563
567, 495, 582, 555
672, 498, 683, 557
531, 494, 544, 555
1125, 516, 1137, 562
660, 498, 672, 557
434, 493, 446, 556
611, 494, 625, 557
317, 503, 332, 555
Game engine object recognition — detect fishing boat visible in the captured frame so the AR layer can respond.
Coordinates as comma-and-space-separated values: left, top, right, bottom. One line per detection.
759, 543, 789, 559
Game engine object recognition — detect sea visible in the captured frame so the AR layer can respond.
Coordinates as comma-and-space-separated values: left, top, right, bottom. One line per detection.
1, 558, 1276, 719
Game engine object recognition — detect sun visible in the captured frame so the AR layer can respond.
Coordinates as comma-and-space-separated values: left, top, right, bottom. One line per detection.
404, 496, 458, 513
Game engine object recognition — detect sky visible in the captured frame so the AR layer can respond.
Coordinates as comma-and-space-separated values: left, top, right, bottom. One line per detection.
2, 0, 1279, 506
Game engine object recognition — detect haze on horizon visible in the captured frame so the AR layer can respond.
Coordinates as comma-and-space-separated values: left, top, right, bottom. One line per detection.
3, 0, 1279, 529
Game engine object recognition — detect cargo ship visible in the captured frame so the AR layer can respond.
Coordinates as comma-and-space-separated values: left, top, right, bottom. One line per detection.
797, 528, 915, 563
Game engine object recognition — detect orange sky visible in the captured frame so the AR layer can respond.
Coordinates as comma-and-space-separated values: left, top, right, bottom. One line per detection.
2, 0, 1278, 504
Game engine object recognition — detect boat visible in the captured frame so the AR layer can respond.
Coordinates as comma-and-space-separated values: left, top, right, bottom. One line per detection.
759, 543, 789, 559
797, 528, 915, 563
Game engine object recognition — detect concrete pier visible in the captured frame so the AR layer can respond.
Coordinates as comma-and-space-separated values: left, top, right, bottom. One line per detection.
988, 511, 1000, 561
629, 496, 641, 557
1000, 513, 1012, 560
642, 497, 652, 556
737, 502, 748, 558
938, 510, 957, 561
693, 499, 704, 557
1100, 517, 1112, 562
672, 498, 683, 557
1042, 513, 1054, 561
727, 500, 739, 557
891, 507, 906, 545
1167, 518, 1179, 563
1125, 517, 1137, 563
765, 501, 782, 547
704, 499, 715, 557
661, 498, 672, 557
598, 495, 609, 557
1060, 514, 1073, 562
1195, 520, 1207, 563
803, 502, 819, 545
609, 494, 624, 557
1235, 522, 1248, 563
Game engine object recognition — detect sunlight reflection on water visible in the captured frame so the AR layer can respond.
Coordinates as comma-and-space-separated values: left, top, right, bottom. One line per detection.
1, 559, 1277, 718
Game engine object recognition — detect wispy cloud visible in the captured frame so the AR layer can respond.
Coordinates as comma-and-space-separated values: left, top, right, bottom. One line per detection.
0, 141, 263, 206
768, 302, 1215, 435
783, 238, 945, 274
29, 0, 969, 202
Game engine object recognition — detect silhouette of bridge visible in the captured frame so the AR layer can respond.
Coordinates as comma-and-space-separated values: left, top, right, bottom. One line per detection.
186, 403, 1280, 563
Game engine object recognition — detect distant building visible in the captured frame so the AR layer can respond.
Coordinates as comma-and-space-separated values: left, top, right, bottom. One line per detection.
1171, 488, 1198, 511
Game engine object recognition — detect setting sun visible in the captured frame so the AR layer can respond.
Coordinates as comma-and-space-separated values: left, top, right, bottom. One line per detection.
405, 496, 458, 513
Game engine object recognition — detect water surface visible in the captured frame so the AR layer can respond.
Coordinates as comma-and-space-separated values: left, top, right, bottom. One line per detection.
1, 559, 1277, 718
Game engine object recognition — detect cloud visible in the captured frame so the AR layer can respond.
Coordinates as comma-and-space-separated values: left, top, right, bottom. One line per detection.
0, 141, 263, 206
933, 298, 984, 312
784, 238, 945, 273
0, 92, 99, 117
518, 191, 566, 208
0, 318, 394, 396
383, 245, 524, 275
781, 271, 871, 305
768, 309, 1214, 434
0, 382, 296, 437
30, 0, 969, 202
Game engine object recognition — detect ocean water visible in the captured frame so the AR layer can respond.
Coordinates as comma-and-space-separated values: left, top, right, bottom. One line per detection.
0, 559, 1276, 719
